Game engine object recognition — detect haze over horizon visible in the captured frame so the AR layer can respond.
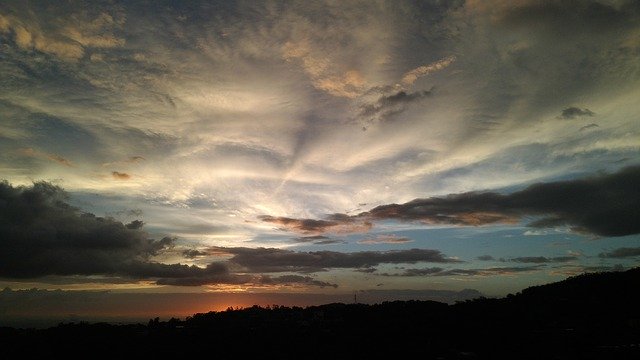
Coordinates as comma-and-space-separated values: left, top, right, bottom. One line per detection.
1, 0, 639, 321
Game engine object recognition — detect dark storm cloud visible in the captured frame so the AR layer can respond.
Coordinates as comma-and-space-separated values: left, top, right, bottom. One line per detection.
559, 107, 595, 119
0, 181, 176, 278
0, 181, 274, 287
213, 247, 460, 273
598, 247, 640, 259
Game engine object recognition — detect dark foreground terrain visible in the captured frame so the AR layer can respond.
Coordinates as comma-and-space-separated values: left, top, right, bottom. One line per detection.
1, 268, 639, 359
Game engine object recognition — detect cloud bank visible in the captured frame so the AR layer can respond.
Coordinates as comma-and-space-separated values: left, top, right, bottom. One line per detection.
261, 166, 640, 237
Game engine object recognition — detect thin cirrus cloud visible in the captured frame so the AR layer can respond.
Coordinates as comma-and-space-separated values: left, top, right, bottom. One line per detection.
18, 148, 73, 167
291, 235, 345, 245
260, 166, 640, 237
357, 235, 413, 245
401, 55, 456, 86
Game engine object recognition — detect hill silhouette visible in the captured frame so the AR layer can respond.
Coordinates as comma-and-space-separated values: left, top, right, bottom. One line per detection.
1, 268, 639, 359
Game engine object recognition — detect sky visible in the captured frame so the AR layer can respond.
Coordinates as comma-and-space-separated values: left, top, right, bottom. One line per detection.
1, 0, 639, 322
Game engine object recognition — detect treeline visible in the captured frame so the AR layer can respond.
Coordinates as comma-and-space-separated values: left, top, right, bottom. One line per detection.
1, 268, 639, 359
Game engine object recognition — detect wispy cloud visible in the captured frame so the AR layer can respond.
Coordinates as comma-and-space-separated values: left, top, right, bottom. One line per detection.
401, 56, 456, 86
357, 234, 413, 245
18, 148, 73, 167
291, 235, 345, 245
0, 8, 124, 61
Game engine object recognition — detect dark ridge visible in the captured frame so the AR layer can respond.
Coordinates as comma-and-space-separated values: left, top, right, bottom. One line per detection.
1, 268, 639, 359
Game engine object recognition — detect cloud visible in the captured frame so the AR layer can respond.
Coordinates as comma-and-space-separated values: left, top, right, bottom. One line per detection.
259, 167, 639, 238
260, 274, 337, 288
359, 166, 640, 237
579, 123, 599, 131
18, 147, 73, 167
401, 55, 456, 86
182, 249, 208, 259
559, 107, 595, 119
111, 171, 131, 180
0, 8, 124, 61
282, 40, 366, 98
598, 247, 640, 258
380, 265, 544, 277
0, 180, 178, 279
0, 181, 335, 288
477, 255, 495, 261
509, 256, 577, 263
259, 215, 372, 235
357, 234, 413, 245
359, 89, 433, 122
291, 235, 344, 245
213, 247, 460, 273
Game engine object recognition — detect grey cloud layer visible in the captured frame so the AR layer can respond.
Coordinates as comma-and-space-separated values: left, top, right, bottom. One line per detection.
379, 266, 544, 277
213, 246, 460, 273
599, 247, 640, 259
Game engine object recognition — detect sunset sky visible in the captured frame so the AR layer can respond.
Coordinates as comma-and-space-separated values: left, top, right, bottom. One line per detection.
1, 0, 639, 322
